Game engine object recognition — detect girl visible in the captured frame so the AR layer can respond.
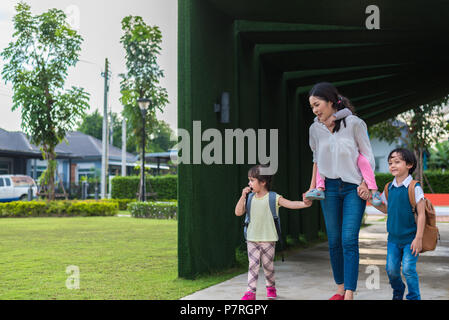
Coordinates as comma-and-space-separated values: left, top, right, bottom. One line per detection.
306, 82, 375, 300
235, 164, 312, 300
306, 108, 381, 205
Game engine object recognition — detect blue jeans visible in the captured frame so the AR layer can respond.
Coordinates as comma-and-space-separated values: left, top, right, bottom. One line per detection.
321, 178, 366, 291
386, 241, 420, 300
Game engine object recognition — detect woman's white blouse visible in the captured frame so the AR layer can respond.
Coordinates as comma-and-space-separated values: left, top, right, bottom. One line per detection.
309, 115, 375, 186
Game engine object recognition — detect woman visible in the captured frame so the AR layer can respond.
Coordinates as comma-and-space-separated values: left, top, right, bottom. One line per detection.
307, 82, 373, 300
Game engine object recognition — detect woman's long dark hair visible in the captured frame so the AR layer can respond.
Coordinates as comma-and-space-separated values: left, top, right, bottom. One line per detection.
308, 82, 356, 133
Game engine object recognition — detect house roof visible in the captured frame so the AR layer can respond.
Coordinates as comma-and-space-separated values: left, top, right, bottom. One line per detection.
0, 129, 136, 162
58, 131, 136, 162
0, 128, 74, 158
141, 149, 178, 161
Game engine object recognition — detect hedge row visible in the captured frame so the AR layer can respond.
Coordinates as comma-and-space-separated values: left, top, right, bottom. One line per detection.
0, 200, 119, 218
98, 198, 135, 211
111, 175, 177, 200
128, 201, 177, 220
104, 198, 176, 211
375, 171, 449, 193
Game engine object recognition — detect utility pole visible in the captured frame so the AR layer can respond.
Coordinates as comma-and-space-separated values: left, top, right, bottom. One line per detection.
101, 58, 111, 199
121, 117, 127, 176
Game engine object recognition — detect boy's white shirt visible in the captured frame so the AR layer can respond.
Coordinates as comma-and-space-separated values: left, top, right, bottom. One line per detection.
380, 174, 424, 206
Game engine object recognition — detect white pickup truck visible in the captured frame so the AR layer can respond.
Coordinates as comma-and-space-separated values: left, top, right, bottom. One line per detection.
0, 175, 38, 202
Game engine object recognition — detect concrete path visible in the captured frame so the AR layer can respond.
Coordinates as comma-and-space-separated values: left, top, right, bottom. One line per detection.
182, 216, 449, 300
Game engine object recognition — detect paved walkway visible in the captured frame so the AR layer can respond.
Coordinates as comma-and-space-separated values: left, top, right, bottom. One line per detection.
182, 216, 449, 300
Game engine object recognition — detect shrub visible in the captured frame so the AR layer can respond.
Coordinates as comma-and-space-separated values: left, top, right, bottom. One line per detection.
375, 173, 393, 193
421, 171, 449, 193
97, 198, 135, 211
46, 200, 71, 216
0, 200, 118, 218
375, 171, 449, 193
111, 175, 177, 200
128, 201, 177, 220
150, 175, 177, 200
114, 198, 135, 210
110, 176, 139, 199
66, 201, 118, 217
0, 201, 47, 217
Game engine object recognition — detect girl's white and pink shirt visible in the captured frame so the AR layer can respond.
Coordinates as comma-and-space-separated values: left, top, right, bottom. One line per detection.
309, 115, 375, 185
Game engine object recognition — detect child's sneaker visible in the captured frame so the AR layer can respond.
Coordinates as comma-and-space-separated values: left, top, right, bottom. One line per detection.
266, 286, 277, 299
305, 189, 325, 201
371, 191, 382, 206
241, 291, 256, 300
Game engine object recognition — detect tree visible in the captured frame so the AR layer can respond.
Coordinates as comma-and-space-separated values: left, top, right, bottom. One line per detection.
77, 110, 123, 150
428, 140, 449, 170
369, 119, 405, 145
119, 15, 169, 149
370, 96, 449, 183
405, 102, 449, 182
1, 2, 90, 200
149, 120, 176, 153
77, 109, 103, 141
77, 110, 176, 154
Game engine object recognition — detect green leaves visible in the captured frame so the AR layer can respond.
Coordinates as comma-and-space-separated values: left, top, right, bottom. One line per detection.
428, 141, 449, 170
119, 15, 169, 150
368, 95, 449, 180
128, 201, 177, 220
1, 1, 90, 200
1, 2, 89, 141
369, 119, 404, 144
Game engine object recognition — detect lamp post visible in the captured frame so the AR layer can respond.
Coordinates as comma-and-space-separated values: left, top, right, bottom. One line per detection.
137, 98, 151, 202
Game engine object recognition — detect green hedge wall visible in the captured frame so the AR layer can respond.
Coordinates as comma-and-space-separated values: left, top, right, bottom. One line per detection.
128, 201, 177, 219
0, 200, 118, 217
111, 175, 177, 200
375, 171, 449, 193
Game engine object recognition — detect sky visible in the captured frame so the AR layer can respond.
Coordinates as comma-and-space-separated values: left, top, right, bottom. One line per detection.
0, 0, 178, 132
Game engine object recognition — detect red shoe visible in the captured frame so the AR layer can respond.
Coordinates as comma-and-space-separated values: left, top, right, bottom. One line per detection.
329, 293, 345, 300
241, 291, 256, 300
266, 286, 277, 299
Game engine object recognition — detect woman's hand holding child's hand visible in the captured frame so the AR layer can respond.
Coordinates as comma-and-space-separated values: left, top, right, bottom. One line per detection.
302, 193, 313, 207
357, 181, 370, 200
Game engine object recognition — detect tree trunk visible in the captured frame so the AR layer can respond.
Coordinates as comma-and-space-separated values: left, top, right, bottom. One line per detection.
414, 147, 424, 182
419, 148, 423, 183
46, 146, 57, 201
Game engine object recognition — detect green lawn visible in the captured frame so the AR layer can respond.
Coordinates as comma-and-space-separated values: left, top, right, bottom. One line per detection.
0, 217, 245, 300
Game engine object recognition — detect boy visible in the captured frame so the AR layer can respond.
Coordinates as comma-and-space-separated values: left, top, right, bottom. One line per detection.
370, 148, 426, 300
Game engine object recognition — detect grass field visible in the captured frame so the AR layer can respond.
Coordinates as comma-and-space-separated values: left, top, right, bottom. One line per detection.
0, 217, 245, 300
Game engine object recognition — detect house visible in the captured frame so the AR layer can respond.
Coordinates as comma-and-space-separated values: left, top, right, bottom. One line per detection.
0, 129, 137, 189
57, 131, 137, 184
140, 149, 177, 175
0, 128, 76, 178
369, 120, 429, 173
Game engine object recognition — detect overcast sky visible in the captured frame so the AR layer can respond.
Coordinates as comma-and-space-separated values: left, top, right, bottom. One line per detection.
0, 0, 177, 132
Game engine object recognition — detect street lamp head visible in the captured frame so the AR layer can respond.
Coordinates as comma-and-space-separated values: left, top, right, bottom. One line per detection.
137, 98, 151, 111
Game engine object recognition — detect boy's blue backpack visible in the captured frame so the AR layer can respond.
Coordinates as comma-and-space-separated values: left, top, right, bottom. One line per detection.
243, 191, 285, 261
